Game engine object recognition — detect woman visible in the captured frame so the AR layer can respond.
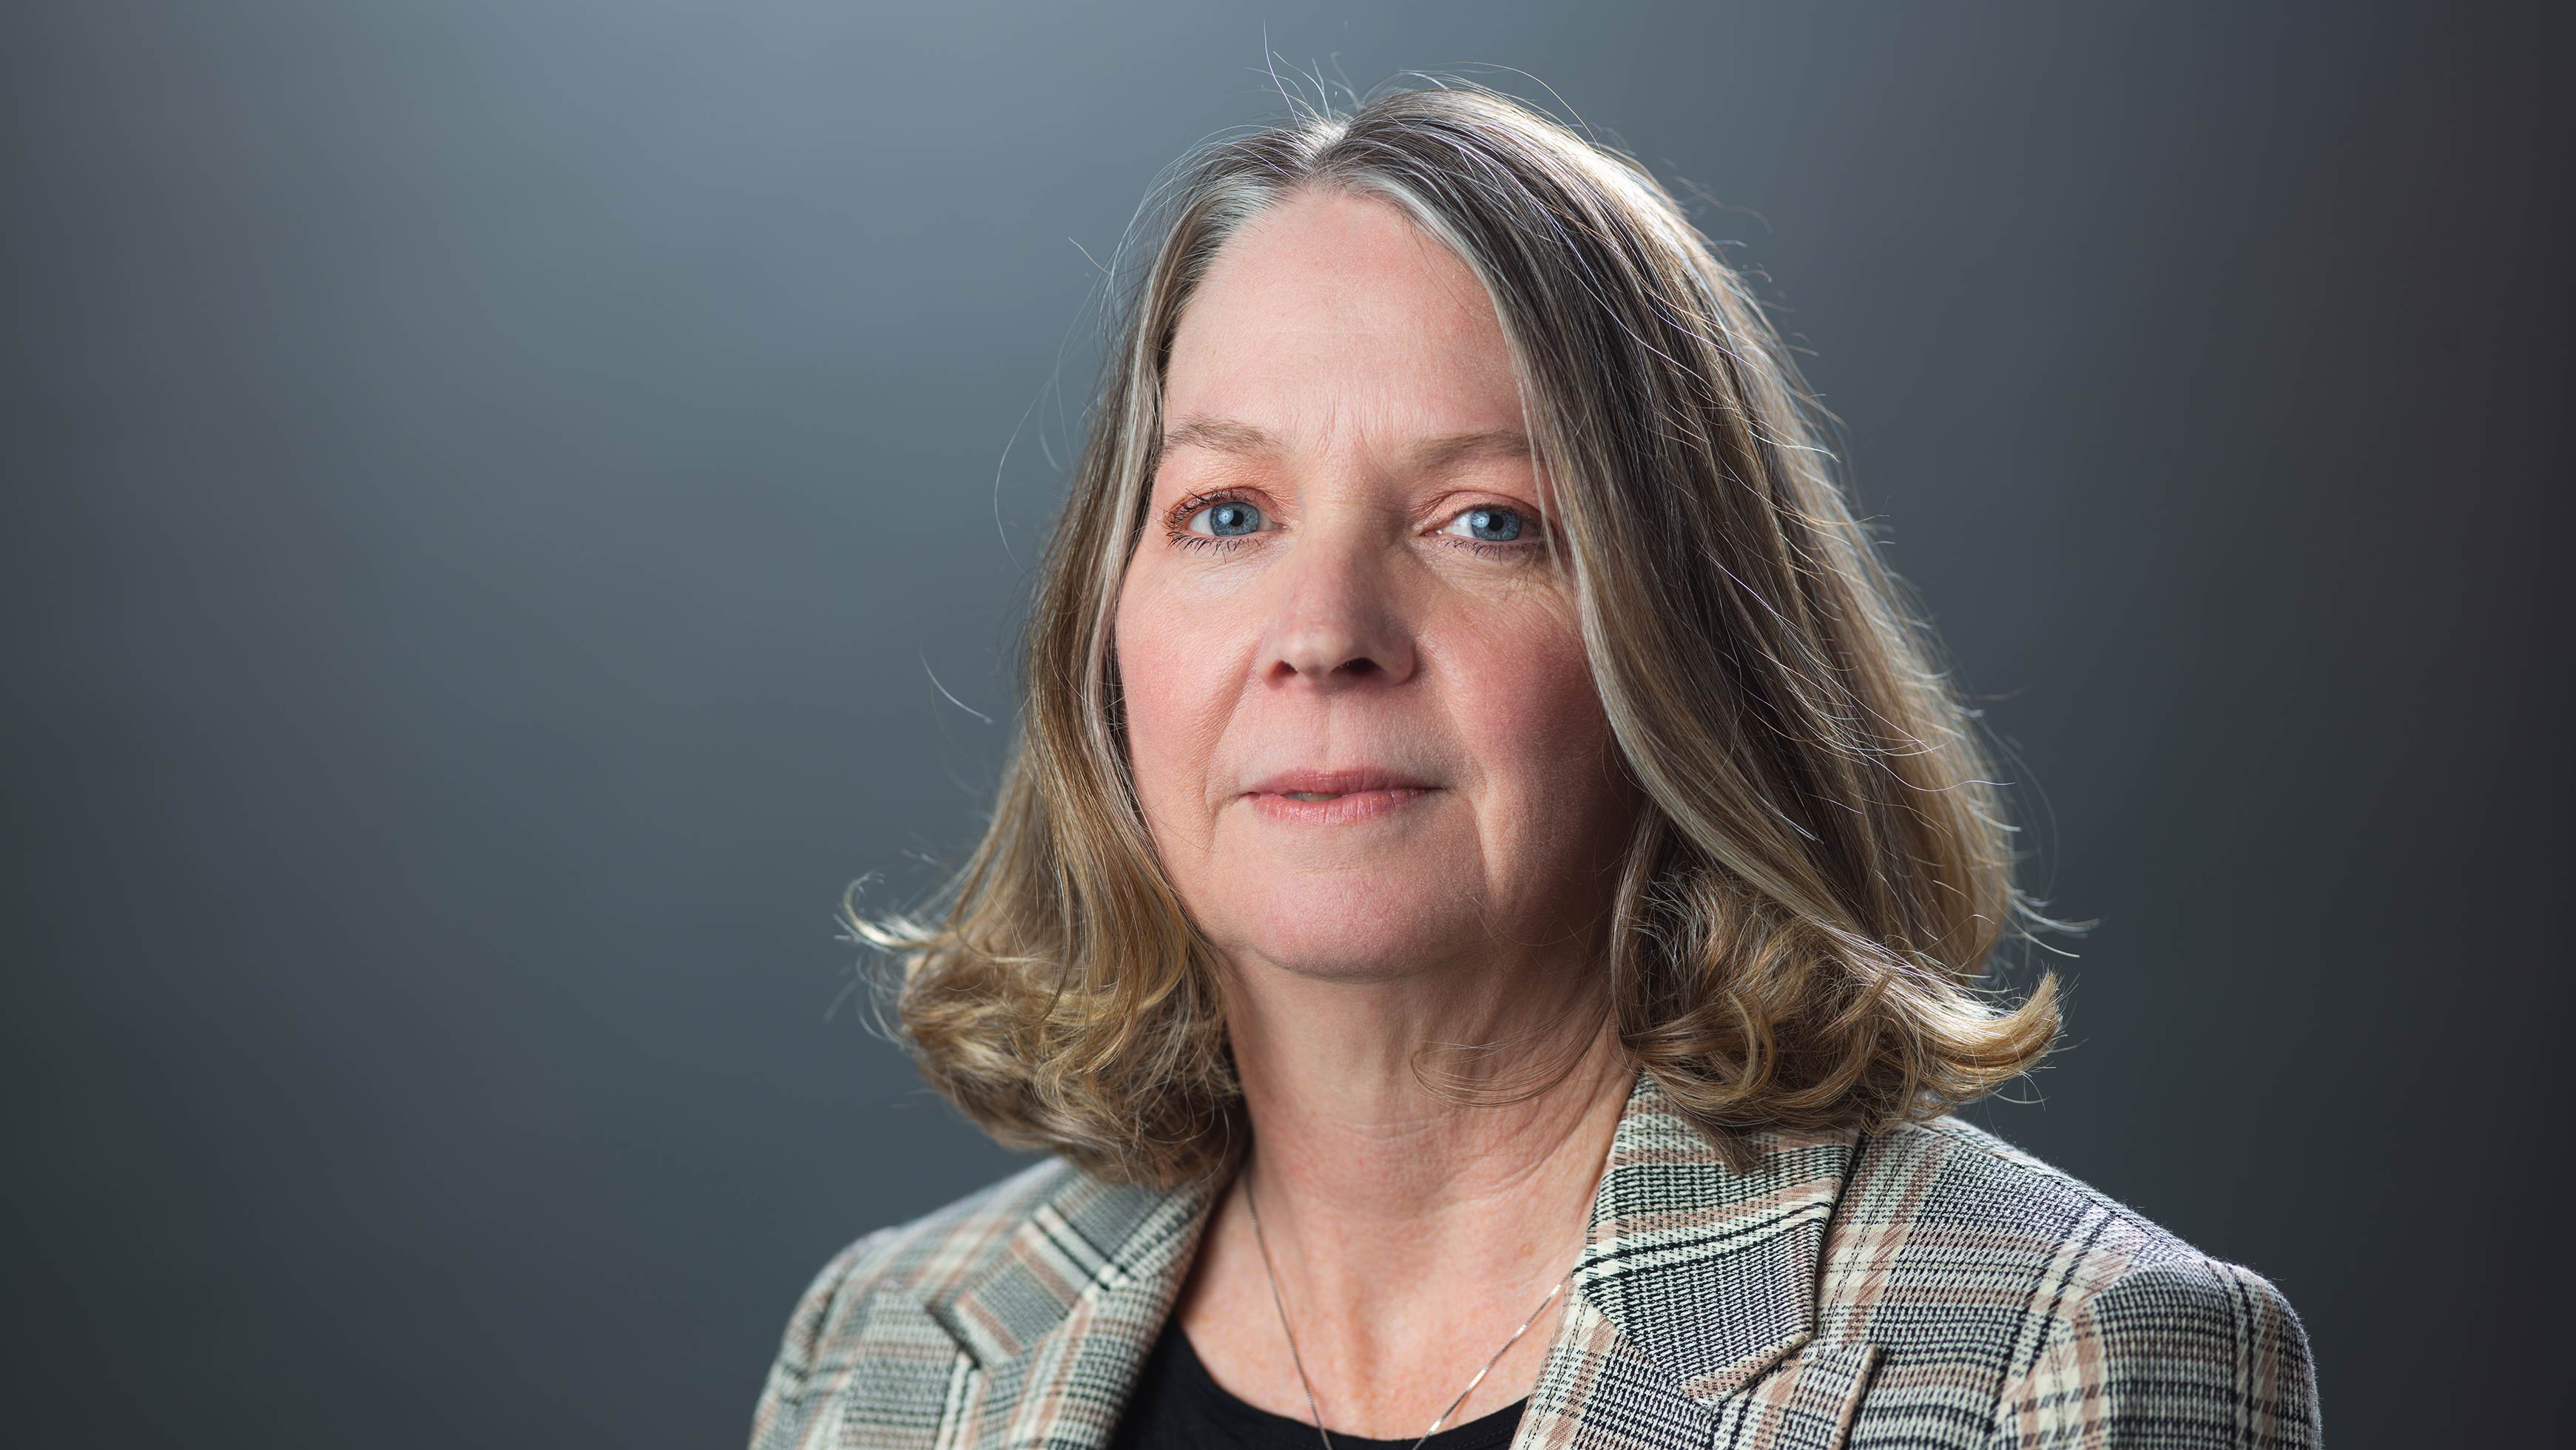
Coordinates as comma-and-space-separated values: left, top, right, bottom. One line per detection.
750, 82, 2319, 1450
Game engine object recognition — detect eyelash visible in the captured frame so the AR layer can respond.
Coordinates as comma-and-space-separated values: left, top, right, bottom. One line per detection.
1159, 489, 1543, 561
1161, 490, 1257, 555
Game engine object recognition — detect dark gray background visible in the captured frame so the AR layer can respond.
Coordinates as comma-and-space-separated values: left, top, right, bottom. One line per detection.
5, 2, 2564, 1446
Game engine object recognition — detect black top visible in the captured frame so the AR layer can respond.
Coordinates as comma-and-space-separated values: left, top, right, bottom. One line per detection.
1105, 1319, 1528, 1450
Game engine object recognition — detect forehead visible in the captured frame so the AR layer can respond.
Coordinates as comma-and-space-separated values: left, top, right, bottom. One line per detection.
1161, 189, 1526, 449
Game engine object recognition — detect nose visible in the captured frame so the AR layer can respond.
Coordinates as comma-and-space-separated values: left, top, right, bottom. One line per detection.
1260, 526, 1418, 690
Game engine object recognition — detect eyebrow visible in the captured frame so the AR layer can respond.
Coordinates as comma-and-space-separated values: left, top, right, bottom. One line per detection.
1159, 417, 1533, 473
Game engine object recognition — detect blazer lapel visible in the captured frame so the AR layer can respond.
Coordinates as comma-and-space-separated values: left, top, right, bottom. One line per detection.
1515, 1070, 1872, 1450
871, 1167, 1218, 1450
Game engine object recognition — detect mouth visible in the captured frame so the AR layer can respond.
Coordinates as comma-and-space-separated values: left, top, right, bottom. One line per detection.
1242, 768, 1438, 824
1245, 766, 1436, 798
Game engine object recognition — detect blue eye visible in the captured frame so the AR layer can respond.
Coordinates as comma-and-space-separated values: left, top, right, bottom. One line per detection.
1444, 505, 1525, 542
1193, 500, 1264, 537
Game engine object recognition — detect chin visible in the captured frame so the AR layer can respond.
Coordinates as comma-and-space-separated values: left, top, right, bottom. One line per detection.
1219, 871, 1481, 981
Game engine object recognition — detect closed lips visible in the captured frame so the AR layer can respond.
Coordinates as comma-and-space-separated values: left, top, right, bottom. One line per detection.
1244, 769, 1435, 798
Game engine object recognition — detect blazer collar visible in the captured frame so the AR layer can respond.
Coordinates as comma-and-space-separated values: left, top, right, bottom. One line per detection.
923, 1068, 1861, 1429
1572, 1070, 1863, 1405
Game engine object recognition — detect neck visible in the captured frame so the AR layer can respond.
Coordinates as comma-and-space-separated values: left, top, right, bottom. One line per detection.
1220, 946, 1633, 1301
1169, 945, 1633, 1437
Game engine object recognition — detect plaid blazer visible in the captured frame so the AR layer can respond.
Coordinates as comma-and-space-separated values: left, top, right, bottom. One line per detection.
749, 1070, 2319, 1449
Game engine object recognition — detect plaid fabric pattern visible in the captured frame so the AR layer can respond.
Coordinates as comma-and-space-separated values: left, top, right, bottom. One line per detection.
749, 1070, 2318, 1449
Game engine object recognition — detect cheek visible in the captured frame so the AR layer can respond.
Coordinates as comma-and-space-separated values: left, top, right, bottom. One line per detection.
1112, 569, 1230, 857
1441, 600, 1626, 843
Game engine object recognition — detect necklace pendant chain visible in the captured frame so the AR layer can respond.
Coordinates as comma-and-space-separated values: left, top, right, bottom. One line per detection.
1243, 1172, 1574, 1450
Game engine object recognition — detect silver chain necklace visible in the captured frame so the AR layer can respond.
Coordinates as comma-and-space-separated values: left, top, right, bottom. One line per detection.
1242, 1170, 1571, 1450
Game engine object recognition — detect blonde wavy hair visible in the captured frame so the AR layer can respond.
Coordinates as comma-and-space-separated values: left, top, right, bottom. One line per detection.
852, 78, 2064, 1188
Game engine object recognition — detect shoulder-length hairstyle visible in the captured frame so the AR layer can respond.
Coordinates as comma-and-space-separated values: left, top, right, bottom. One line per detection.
853, 79, 2063, 1188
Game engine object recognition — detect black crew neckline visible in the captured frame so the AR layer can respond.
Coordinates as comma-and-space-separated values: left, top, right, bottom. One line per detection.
1161, 1319, 1530, 1449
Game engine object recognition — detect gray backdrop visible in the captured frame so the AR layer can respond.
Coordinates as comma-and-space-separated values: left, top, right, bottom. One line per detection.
5, 2, 2564, 1445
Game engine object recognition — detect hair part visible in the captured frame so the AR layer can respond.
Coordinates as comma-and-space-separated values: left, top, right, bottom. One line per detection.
850, 78, 2066, 1189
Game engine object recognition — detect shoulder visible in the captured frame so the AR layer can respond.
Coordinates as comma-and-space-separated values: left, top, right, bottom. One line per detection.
1825, 1116, 2321, 1449
796, 1154, 1078, 1309
746, 1156, 1077, 1449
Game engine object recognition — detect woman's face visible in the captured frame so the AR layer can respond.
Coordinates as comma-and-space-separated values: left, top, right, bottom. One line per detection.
1113, 187, 1639, 985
